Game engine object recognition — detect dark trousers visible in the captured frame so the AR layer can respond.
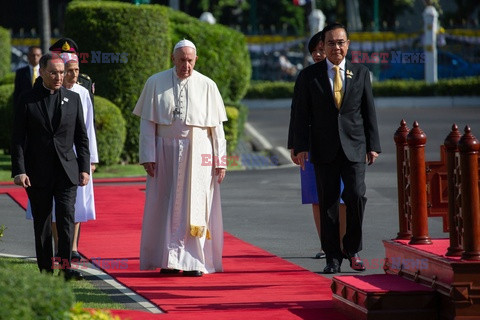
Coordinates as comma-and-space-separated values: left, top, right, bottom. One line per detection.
27, 166, 77, 272
314, 147, 367, 262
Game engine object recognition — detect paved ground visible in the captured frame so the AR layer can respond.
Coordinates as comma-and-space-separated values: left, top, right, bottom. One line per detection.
1, 97, 479, 312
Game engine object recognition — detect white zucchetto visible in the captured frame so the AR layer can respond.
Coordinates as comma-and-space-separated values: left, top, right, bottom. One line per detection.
173, 39, 196, 53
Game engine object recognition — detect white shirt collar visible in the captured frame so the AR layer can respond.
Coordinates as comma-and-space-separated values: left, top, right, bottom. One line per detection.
326, 58, 346, 71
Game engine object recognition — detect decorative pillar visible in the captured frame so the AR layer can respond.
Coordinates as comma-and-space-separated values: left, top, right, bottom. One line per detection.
407, 121, 432, 245
394, 120, 411, 239
423, 5, 438, 83
445, 124, 463, 256
459, 126, 480, 260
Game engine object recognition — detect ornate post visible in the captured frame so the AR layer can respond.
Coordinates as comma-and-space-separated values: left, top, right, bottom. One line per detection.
394, 120, 411, 239
423, 4, 438, 83
445, 124, 463, 256
407, 122, 432, 245
459, 126, 480, 260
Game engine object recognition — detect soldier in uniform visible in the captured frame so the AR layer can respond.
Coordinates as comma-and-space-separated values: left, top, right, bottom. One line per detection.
49, 38, 95, 109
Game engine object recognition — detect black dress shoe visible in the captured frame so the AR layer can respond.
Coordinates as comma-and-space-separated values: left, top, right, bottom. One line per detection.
71, 251, 82, 261
183, 270, 203, 277
343, 251, 366, 271
62, 269, 84, 281
160, 268, 180, 274
314, 251, 326, 259
323, 262, 341, 274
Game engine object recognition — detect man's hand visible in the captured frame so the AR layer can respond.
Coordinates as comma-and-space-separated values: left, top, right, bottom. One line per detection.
91, 164, 97, 173
367, 151, 379, 165
290, 149, 299, 165
296, 152, 309, 170
14, 174, 31, 188
79, 172, 90, 186
143, 162, 155, 177
215, 168, 226, 184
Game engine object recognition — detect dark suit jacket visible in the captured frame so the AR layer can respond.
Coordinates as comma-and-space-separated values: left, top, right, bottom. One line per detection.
292, 59, 381, 163
14, 65, 34, 106
11, 82, 90, 187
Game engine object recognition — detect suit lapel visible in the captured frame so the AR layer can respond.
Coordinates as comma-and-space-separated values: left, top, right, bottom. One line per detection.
343, 60, 353, 106
57, 88, 66, 131
314, 60, 337, 109
35, 86, 54, 133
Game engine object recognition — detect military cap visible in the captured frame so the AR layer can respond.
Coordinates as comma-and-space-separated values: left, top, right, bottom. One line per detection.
49, 38, 79, 54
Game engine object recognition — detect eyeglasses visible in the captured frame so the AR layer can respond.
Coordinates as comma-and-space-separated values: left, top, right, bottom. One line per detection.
326, 40, 348, 48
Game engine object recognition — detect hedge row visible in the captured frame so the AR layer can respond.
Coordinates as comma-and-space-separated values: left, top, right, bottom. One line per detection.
167, 8, 251, 104
0, 259, 74, 319
0, 27, 10, 81
245, 76, 480, 99
65, 1, 170, 163
0, 258, 123, 320
0, 84, 14, 154
65, 1, 251, 163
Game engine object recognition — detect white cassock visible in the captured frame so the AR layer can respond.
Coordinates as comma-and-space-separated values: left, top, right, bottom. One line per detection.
26, 83, 99, 222
133, 68, 227, 274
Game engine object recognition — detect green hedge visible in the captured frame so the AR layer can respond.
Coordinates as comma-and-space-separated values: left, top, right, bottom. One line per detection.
94, 96, 126, 166
0, 84, 14, 153
224, 106, 239, 156
0, 72, 15, 85
0, 27, 10, 81
65, 1, 170, 163
167, 8, 251, 104
0, 259, 75, 319
245, 76, 480, 99
372, 76, 480, 96
245, 81, 294, 99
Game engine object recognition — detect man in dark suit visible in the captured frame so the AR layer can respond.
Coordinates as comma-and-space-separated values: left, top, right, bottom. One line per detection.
13, 46, 42, 106
292, 23, 381, 274
11, 53, 91, 280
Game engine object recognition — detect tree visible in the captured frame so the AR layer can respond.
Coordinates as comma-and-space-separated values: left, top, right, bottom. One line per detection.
182, 0, 305, 35
359, 0, 415, 31
442, 0, 479, 27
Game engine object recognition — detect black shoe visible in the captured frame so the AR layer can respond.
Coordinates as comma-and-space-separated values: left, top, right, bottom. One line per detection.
62, 269, 84, 281
323, 262, 341, 274
314, 251, 326, 259
183, 270, 203, 277
160, 268, 180, 274
71, 251, 82, 261
342, 251, 366, 272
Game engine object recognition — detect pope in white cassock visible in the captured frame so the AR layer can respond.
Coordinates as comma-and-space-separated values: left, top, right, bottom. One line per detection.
133, 39, 228, 277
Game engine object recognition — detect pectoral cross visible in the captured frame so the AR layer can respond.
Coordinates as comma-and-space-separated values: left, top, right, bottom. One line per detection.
173, 107, 182, 118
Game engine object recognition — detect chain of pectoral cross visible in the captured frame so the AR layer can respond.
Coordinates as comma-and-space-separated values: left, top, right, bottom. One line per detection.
172, 72, 189, 119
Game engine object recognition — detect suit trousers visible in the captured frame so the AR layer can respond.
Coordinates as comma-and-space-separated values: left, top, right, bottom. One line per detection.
314, 147, 367, 261
27, 161, 77, 272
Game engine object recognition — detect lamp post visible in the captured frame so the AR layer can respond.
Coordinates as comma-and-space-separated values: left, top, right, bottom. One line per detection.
38, 0, 51, 54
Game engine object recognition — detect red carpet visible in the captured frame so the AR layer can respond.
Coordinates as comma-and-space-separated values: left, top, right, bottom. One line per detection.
1, 182, 349, 320
393, 239, 473, 262
333, 274, 434, 293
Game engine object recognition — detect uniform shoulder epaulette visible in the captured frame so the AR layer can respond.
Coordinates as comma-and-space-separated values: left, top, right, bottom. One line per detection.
79, 73, 91, 81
